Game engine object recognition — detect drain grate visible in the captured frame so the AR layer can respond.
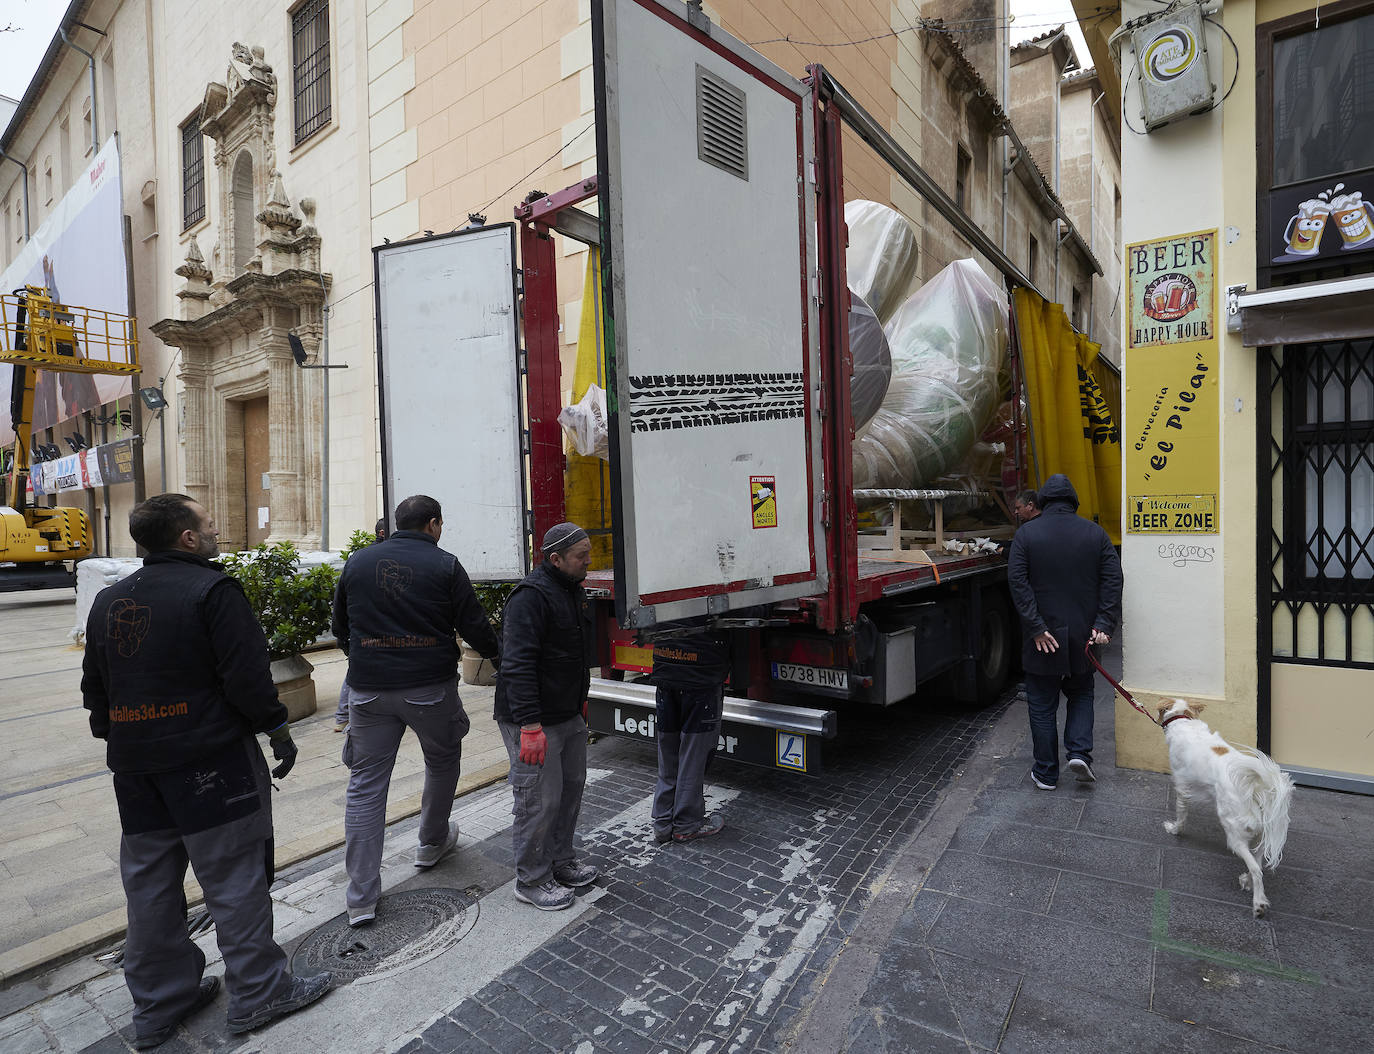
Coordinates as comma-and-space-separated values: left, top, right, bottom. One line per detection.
290, 887, 478, 984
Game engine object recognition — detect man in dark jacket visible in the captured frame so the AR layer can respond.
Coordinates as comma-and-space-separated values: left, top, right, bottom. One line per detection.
1007, 474, 1123, 790
649, 623, 730, 844
332, 494, 500, 926
495, 521, 596, 911
82, 494, 330, 1048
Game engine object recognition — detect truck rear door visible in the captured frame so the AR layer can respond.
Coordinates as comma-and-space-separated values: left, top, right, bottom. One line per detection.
374, 226, 528, 580
594, 0, 827, 628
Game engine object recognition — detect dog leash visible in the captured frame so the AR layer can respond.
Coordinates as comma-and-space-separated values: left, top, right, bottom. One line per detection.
1083, 642, 1161, 726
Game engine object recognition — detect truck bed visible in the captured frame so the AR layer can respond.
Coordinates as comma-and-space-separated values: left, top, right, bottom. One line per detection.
583, 547, 1005, 607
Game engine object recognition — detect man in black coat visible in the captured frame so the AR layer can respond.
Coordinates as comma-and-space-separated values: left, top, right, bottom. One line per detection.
82, 494, 331, 1047
494, 521, 597, 911
1007, 474, 1123, 790
332, 494, 500, 926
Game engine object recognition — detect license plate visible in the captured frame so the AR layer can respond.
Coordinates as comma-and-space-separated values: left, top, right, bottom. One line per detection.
771, 662, 848, 690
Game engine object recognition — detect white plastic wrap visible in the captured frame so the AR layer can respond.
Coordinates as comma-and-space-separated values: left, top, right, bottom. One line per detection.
844, 200, 920, 323
853, 259, 1008, 491
848, 290, 892, 434
558, 383, 610, 459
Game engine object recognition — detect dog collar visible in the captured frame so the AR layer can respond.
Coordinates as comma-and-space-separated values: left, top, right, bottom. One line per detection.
1160, 713, 1194, 728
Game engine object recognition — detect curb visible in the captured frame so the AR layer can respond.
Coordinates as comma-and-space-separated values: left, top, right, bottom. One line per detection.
0, 760, 511, 988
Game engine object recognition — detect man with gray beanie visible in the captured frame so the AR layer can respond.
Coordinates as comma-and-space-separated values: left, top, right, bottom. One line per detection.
495, 521, 597, 910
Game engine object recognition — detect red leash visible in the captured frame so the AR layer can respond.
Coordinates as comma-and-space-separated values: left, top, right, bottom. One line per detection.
1084, 642, 1160, 726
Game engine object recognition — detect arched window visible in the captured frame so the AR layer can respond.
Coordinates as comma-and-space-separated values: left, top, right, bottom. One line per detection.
232, 151, 254, 272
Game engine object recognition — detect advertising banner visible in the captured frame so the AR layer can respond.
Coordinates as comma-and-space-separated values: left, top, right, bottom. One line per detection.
30, 438, 137, 496
0, 137, 131, 446
1124, 228, 1220, 534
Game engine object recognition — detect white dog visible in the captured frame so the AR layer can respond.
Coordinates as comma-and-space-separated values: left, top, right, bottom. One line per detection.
1157, 699, 1294, 918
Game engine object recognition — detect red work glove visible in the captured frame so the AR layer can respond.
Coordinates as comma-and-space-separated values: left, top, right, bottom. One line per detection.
519, 725, 547, 766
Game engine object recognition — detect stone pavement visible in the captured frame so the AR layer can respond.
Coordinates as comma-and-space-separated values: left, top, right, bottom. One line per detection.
0, 589, 510, 981
2, 628, 1371, 1053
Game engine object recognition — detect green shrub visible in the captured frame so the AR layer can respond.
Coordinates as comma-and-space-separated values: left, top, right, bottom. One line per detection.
340, 528, 378, 562
474, 581, 518, 629
221, 542, 338, 660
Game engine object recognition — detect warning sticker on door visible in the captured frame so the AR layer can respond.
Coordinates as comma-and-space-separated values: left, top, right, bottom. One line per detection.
750, 476, 777, 529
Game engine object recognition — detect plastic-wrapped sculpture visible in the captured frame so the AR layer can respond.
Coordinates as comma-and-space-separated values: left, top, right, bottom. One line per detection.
845, 200, 920, 324
853, 259, 1009, 489
848, 291, 891, 434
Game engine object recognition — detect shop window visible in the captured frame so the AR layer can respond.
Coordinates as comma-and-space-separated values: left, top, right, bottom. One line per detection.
181, 114, 205, 230
1028, 233, 1039, 285
291, 0, 331, 146
1072, 286, 1084, 330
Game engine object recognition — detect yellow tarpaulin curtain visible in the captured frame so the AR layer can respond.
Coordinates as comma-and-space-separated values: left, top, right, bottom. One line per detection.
1013, 288, 1122, 544
565, 248, 613, 567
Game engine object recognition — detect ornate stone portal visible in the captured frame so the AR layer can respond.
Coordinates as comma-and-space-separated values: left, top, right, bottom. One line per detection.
152, 44, 328, 552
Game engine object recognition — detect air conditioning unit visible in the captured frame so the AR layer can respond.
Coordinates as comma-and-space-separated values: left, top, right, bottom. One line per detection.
1133, 3, 1216, 131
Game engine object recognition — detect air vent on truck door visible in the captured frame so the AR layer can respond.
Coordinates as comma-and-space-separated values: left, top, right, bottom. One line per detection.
696, 65, 748, 180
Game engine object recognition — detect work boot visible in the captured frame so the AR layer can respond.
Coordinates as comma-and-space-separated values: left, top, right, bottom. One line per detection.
414, 822, 460, 869
226, 973, 333, 1034
513, 878, 575, 911
132, 976, 220, 1049
552, 860, 598, 887
347, 903, 376, 928
673, 813, 725, 843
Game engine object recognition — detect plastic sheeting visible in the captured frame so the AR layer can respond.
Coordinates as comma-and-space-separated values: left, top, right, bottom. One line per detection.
848, 290, 892, 434
844, 200, 920, 324
853, 259, 1008, 490
564, 250, 613, 566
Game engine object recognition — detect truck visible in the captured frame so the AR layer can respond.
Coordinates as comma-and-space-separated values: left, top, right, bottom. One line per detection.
0, 285, 140, 590
373, 0, 1064, 775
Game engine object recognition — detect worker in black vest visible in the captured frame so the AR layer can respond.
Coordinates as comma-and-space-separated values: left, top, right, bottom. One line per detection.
332, 494, 500, 926
649, 623, 730, 843
82, 494, 331, 1048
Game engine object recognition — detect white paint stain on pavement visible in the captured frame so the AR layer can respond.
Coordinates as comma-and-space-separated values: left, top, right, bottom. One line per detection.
589, 783, 742, 869
714, 998, 745, 1027
754, 900, 836, 1015
616, 995, 658, 1031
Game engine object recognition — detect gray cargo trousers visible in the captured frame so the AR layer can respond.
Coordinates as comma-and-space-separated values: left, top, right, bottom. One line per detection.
498, 716, 587, 886
343, 680, 470, 909
652, 685, 722, 837
114, 737, 288, 1035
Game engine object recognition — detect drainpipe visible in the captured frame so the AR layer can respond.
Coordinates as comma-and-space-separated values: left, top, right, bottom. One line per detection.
1087, 90, 1106, 340
1000, 19, 1011, 252
0, 151, 31, 239
58, 23, 107, 153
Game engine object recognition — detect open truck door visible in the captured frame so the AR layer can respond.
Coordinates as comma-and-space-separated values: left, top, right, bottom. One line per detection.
593, 0, 827, 628
374, 225, 528, 579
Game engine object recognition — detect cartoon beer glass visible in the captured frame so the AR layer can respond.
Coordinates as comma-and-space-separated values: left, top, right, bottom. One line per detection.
1330, 191, 1374, 249
1283, 199, 1329, 255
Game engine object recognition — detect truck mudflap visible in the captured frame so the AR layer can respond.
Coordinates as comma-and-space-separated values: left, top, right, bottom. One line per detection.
586, 677, 837, 776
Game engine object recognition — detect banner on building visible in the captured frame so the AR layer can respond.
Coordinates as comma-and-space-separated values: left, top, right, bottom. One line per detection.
0, 137, 131, 446
30, 438, 137, 496
1123, 228, 1219, 534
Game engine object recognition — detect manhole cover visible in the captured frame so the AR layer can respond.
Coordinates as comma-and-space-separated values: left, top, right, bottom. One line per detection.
290, 887, 478, 984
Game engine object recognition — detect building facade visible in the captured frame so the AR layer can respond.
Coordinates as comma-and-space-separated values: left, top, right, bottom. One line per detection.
1075, 0, 1374, 789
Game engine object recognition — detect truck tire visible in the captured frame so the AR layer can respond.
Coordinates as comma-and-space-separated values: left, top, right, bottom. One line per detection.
974, 594, 1014, 706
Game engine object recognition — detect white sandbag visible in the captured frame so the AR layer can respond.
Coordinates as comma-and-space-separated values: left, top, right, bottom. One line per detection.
558, 383, 609, 459
845, 200, 920, 324
848, 290, 892, 434
853, 260, 1008, 490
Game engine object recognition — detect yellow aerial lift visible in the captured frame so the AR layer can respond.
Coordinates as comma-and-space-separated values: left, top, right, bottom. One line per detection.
0, 285, 140, 590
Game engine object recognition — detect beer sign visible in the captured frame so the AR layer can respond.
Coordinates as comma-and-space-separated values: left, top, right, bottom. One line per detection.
1268, 174, 1374, 266
1127, 229, 1216, 349
1123, 228, 1220, 535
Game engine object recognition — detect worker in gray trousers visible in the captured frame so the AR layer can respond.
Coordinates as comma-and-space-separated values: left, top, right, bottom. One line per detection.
331, 495, 500, 926
82, 494, 330, 1048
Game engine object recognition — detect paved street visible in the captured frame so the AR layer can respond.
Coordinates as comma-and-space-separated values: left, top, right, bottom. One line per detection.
1, 596, 1371, 1053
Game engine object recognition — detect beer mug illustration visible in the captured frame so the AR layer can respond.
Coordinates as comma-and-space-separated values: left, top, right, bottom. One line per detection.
1283, 199, 1330, 255
1330, 191, 1374, 250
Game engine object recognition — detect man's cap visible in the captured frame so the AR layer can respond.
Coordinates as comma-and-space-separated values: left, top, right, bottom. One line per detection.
541, 522, 589, 555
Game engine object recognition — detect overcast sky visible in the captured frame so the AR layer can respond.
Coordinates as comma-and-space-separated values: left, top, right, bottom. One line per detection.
2, 1, 1097, 130
1, 1, 67, 102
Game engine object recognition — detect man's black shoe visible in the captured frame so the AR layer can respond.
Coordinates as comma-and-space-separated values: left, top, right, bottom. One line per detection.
226, 973, 333, 1034
132, 976, 221, 1049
